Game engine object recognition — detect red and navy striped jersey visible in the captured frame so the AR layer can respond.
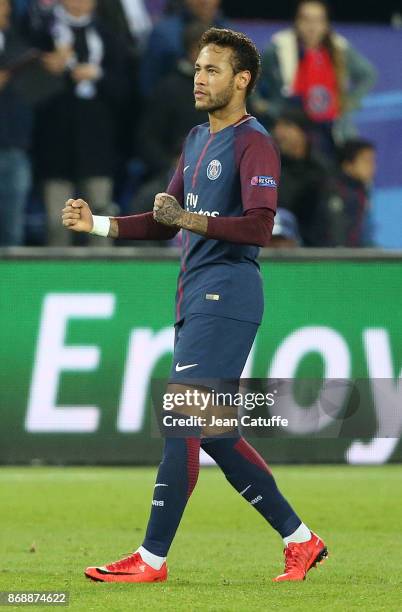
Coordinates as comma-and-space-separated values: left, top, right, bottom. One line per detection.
168, 114, 280, 324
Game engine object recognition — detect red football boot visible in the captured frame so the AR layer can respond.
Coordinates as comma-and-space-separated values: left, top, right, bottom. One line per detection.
273, 531, 328, 582
85, 551, 168, 583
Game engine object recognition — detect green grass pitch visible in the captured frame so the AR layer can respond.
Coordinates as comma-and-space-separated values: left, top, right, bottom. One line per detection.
1, 465, 401, 611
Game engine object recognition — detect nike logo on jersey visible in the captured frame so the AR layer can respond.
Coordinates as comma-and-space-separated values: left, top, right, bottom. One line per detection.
175, 363, 198, 372
184, 165, 190, 173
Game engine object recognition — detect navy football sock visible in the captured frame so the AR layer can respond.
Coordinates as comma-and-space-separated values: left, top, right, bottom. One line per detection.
142, 436, 200, 557
201, 436, 301, 537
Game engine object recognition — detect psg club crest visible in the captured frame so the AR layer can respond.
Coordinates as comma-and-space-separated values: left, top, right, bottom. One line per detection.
207, 159, 222, 181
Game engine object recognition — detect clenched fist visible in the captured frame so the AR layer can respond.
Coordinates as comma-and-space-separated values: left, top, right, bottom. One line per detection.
62, 199, 93, 233
153, 193, 184, 227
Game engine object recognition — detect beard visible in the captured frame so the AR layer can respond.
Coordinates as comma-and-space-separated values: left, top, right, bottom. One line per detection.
195, 78, 235, 113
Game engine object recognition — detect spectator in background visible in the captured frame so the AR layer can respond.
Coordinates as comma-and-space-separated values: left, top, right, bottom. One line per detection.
272, 109, 329, 246
139, 21, 208, 177
95, 0, 150, 181
0, 0, 32, 246
141, 0, 225, 96
253, 0, 376, 157
324, 139, 376, 247
32, 0, 128, 245
96, 0, 151, 52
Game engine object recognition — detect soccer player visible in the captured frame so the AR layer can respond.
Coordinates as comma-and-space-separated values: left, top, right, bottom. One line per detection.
62, 28, 327, 584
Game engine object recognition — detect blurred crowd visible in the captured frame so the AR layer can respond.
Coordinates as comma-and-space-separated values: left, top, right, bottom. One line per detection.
0, 0, 378, 247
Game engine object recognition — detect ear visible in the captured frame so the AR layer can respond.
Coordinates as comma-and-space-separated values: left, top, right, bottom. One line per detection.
236, 70, 251, 93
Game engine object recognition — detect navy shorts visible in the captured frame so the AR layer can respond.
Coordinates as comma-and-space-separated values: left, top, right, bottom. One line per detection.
169, 313, 259, 384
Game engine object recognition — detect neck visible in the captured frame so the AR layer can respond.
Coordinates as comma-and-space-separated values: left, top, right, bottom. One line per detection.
208, 102, 248, 134
301, 37, 323, 50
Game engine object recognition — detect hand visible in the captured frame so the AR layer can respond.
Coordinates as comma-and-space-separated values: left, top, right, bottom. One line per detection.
0, 70, 10, 90
42, 50, 70, 75
153, 193, 184, 227
62, 198, 93, 233
72, 63, 100, 83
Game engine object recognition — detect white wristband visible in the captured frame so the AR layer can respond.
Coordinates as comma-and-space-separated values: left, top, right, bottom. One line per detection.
90, 216, 111, 237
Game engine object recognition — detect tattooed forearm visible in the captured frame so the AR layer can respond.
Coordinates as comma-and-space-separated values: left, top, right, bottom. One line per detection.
179, 211, 208, 235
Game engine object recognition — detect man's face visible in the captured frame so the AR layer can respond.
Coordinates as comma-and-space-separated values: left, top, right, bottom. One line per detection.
194, 45, 246, 113
185, 0, 220, 23
295, 2, 329, 47
344, 149, 376, 185
273, 120, 307, 158
62, 0, 95, 18
0, 0, 11, 30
